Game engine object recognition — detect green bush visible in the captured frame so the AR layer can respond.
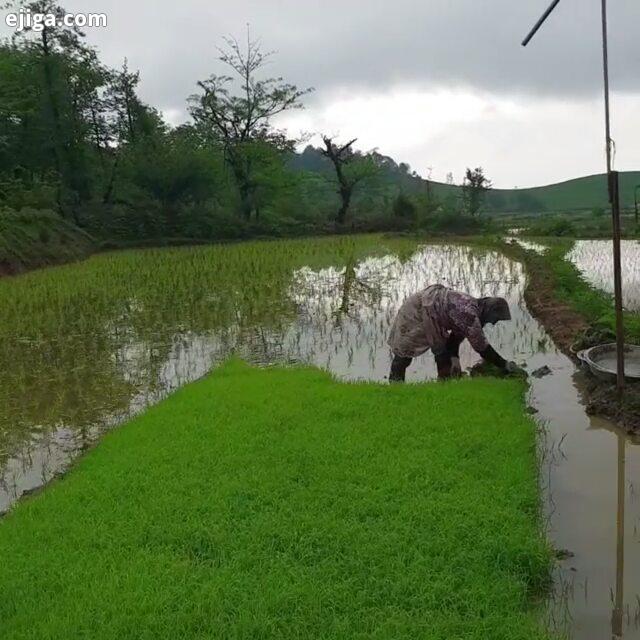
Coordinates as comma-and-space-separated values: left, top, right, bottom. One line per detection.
38, 227, 51, 244
392, 193, 416, 220
524, 217, 576, 237
0, 207, 94, 273
424, 211, 492, 235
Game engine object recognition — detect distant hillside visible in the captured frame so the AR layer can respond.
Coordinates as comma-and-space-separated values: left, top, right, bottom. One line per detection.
290, 145, 428, 194
430, 172, 640, 214
291, 147, 640, 214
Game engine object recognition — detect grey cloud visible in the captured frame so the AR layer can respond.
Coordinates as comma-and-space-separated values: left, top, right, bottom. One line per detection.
52, 0, 639, 120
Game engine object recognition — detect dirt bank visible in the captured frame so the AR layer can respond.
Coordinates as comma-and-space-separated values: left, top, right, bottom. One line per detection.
500, 239, 639, 433
0, 210, 95, 278
498, 240, 589, 354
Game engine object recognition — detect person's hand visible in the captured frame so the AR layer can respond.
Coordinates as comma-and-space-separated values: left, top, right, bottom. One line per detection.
450, 356, 462, 378
505, 361, 527, 378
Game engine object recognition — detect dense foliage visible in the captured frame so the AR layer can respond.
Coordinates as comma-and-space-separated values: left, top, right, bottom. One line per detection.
5, 1, 630, 251
1, 1, 477, 244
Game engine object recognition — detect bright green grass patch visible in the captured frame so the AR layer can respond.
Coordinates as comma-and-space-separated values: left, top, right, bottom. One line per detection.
0, 361, 551, 639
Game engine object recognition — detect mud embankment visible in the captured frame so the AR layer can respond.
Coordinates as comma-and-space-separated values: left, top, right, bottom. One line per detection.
500, 240, 640, 432
0, 210, 95, 278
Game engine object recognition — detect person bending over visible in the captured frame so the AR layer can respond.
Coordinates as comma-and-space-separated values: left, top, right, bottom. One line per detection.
388, 284, 523, 382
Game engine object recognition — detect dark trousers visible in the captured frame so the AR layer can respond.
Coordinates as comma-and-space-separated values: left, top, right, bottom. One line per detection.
389, 355, 412, 382
389, 352, 453, 382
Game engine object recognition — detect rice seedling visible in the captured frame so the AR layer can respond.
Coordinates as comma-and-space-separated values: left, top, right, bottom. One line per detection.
0, 234, 554, 510
567, 240, 640, 311
0, 360, 552, 639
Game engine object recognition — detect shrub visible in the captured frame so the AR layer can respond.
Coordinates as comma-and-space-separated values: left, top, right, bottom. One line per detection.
392, 193, 416, 220
524, 216, 576, 237
424, 211, 491, 235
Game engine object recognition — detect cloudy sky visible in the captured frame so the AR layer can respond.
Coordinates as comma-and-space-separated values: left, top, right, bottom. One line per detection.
6, 0, 640, 187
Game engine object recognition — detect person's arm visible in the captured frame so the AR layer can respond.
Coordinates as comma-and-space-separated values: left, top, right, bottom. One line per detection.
479, 344, 507, 369
465, 317, 526, 376
451, 308, 510, 372
450, 300, 526, 377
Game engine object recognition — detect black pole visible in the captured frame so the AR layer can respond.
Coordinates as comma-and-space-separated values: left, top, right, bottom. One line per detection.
521, 0, 563, 46
601, 0, 626, 393
635, 185, 640, 226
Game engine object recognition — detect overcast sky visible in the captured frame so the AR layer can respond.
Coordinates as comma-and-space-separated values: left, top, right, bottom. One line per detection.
5, 0, 640, 187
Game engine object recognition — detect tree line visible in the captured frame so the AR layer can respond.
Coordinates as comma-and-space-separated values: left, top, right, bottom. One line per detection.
0, 0, 495, 245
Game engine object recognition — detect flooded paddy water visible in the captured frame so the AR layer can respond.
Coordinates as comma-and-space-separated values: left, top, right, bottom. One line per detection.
1, 235, 639, 639
505, 236, 549, 255
569, 240, 640, 311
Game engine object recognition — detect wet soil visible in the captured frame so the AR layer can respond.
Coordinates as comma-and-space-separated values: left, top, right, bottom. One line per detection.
500, 240, 640, 434
584, 381, 640, 432
519, 252, 590, 354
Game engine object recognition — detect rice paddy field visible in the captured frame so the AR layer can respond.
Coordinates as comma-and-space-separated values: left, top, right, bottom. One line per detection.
1, 233, 640, 639
539, 240, 640, 346
0, 234, 552, 509
568, 239, 640, 312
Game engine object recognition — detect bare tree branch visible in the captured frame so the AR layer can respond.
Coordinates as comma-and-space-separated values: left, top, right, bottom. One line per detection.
321, 136, 379, 226
188, 30, 313, 219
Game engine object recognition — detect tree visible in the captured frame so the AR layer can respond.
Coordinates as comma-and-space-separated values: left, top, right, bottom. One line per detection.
461, 167, 492, 217
189, 32, 312, 219
122, 130, 220, 232
102, 60, 166, 205
392, 193, 416, 221
105, 60, 146, 145
320, 136, 379, 226
10, 0, 111, 216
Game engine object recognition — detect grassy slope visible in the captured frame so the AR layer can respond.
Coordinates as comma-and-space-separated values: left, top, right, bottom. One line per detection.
0, 361, 551, 640
0, 209, 94, 276
500, 171, 640, 212
430, 171, 640, 213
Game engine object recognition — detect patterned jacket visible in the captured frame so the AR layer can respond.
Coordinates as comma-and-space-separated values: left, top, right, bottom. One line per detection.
388, 284, 489, 358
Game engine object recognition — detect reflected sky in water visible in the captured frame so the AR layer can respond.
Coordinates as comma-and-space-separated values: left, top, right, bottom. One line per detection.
1, 237, 639, 639
568, 240, 640, 311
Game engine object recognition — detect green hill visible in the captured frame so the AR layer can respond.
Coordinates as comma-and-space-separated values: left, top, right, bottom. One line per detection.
291, 147, 639, 215
430, 171, 640, 214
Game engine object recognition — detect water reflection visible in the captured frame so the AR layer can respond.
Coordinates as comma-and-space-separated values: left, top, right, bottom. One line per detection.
1, 243, 551, 505
288, 246, 553, 381
568, 240, 640, 311
540, 367, 640, 640
1, 238, 639, 640
612, 432, 625, 639
504, 236, 548, 255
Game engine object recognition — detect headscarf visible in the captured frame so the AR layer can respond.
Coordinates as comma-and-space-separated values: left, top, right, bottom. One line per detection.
478, 296, 511, 325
